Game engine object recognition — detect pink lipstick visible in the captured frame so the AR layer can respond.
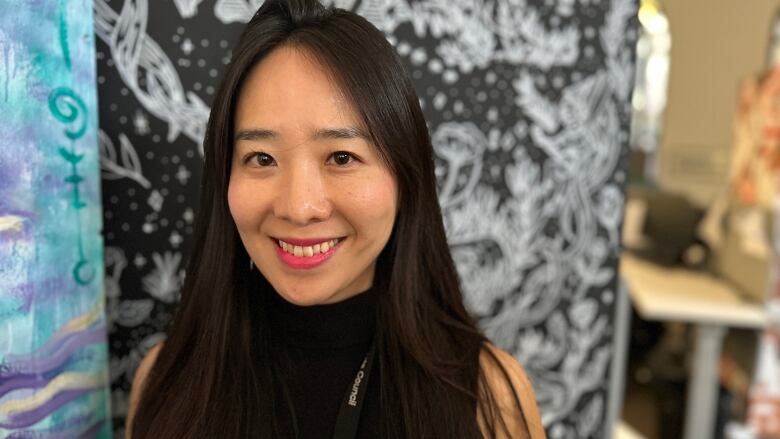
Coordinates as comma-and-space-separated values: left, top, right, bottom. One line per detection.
273, 237, 343, 270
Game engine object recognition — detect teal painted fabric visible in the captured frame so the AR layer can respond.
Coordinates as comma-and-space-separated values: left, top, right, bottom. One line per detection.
0, 0, 111, 437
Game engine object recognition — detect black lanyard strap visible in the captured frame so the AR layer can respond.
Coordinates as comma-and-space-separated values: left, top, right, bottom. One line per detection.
332, 343, 376, 439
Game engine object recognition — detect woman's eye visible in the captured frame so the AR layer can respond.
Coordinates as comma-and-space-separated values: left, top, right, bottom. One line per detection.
248, 152, 275, 167
329, 151, 356, 166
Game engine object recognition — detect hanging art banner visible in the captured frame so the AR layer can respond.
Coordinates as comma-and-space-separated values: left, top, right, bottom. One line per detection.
0, 0, 112, 437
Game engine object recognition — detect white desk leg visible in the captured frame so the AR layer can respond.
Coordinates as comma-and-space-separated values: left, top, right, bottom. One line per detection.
683, 324, 727, 439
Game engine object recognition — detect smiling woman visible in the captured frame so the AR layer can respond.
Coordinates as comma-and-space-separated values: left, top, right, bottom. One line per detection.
125, 1, 544, 438
228, 46, 399, 306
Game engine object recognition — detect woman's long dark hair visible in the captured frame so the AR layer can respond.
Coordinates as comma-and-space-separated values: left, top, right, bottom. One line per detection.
131, 1, 527, 437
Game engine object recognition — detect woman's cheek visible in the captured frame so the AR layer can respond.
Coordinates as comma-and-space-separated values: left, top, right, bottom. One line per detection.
227, 179, 253, 228
353, 183, 398, 235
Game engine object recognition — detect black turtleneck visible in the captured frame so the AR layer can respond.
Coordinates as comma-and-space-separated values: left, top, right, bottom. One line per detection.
267, 286, 380, 439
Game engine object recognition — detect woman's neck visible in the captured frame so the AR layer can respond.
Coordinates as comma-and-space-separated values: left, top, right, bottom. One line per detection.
266, 285, 377, 349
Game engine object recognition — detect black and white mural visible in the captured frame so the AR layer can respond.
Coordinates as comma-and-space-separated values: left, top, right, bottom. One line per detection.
95, 0, 638, 437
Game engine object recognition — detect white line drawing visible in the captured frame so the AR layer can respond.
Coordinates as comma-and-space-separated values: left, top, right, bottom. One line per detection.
142, 252, 183, 303
214, 0, 263, 24
435, 0, 636, 431
431, 122, 487, 211
213, 0, 363, 23
99, 130, 151, 189
94, 0, 210, 150
105, 246, 128, 302
105, 246, 128, 333
357, 0, 579, 73
108, 331, 166, 392
328, 0, 360, 10
116, 299, 155, 327
173, 0, 204, 19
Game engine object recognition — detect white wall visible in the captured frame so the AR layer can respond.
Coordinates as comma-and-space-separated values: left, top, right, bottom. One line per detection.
658, 0, 779, 206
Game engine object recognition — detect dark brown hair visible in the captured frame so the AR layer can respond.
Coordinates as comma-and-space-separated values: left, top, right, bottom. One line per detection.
130, 1, 527, 437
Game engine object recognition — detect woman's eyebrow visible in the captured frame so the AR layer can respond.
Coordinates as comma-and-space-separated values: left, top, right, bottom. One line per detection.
313, 127, 369, 140
234, 128, 276, 142
234, 127, 369, 143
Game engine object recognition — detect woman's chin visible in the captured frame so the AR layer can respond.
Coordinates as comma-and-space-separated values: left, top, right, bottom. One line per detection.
274, 288, 333, 306
283, 296, 323, 307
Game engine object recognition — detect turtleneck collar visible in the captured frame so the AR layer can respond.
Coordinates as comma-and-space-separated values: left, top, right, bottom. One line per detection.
267, 285, 377, 350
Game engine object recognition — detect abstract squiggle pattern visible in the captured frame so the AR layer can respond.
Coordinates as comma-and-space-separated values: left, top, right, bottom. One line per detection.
0, 306, 109, 430
50, 87, 98, 286
0, 374, 104, 429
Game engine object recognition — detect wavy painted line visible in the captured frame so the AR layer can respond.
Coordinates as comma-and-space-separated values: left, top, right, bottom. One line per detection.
61, 300, 103, 334
0, 372, 104, 414
4, 301, 103, 364
0, 372, 53, 399
0, 389, 90, 430
1, 325, 106, 376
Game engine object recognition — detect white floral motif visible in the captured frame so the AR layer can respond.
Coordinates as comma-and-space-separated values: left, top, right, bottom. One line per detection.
173, 0, 204, 18
142, 252, 183, 303
99, 130, 151, 189
432, 122, 487, 209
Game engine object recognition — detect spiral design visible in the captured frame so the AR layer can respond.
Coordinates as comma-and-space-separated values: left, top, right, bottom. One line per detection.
73, 259, 97, 286
48, 87, 88, 140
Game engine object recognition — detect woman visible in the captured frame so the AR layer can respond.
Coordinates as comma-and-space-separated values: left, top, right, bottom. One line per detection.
127, 0, 545, 437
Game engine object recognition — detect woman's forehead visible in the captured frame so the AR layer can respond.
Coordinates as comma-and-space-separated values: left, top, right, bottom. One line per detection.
232, 125, 373, 157
234, 46, 357, 129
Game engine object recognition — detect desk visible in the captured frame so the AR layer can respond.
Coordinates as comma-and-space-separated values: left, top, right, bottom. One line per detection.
620, 254, 768, 439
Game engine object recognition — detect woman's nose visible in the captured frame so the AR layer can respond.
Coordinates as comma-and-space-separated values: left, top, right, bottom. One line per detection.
273, 164, 331, 225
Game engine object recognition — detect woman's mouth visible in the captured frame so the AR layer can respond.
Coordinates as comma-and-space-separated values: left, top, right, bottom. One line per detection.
271, 237, 345, 270
274, 237, 344, 257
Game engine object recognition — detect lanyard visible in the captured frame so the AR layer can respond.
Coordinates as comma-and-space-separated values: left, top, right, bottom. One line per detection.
331, 343, 376, 439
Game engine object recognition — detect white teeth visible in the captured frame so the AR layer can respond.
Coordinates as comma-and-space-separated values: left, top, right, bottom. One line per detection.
278, 238, 340, 257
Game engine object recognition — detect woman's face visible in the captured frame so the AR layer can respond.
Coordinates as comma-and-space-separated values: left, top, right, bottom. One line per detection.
228, 46, 398, 306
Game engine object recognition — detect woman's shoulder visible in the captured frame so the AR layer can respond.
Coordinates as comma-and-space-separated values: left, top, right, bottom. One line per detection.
477, 343, 546, 439
126, 343, 163, 438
